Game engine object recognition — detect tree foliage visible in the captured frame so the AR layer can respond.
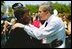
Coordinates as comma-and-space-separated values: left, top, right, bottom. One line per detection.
2, 1, 71, 17
25, 4, 39, 15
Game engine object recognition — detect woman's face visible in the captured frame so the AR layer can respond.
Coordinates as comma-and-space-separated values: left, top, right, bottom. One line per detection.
38, 6, 48, 19
38, 7, 45, 18
62, 16, 66, 21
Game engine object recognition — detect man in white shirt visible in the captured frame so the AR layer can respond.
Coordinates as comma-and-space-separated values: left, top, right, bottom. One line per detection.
13, 4, 66, 48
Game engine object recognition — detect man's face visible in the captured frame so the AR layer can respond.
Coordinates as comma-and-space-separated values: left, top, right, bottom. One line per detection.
38, 7, 47, 19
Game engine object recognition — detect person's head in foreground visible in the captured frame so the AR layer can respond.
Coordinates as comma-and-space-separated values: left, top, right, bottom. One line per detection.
14, 8, 31, 25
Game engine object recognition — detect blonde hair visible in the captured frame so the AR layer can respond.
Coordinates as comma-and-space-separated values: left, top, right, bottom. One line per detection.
39, 4, 53, 14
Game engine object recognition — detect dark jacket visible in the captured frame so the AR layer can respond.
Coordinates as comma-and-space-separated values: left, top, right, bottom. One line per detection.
4, 27, 42, 48
5, 27, 32, 48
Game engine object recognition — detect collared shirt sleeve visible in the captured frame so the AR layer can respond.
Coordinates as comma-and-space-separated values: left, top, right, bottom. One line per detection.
24, 20, 59, 40
24, 25, 38, 38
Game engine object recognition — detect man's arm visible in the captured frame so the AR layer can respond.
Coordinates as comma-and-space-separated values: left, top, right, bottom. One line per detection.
24, 21, 59, 40
12, 20, 59, 40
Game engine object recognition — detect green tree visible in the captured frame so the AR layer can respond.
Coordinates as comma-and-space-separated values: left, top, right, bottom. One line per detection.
25, 4, 39, 15
8, 6, 14, 17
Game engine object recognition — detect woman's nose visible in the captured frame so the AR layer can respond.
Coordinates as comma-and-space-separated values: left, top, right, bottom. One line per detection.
38, 12, 40, 16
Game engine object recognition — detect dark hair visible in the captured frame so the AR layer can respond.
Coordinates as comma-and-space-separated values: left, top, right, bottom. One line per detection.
12, 3, 23, 10
14, 8, 30, 25
35, 16, 39, 20
30, 17, 33, 23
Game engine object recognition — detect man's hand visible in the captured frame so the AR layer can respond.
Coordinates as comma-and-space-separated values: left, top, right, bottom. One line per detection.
12, 23, 25, 29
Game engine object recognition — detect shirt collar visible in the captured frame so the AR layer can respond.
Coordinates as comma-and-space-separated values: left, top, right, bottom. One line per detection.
46, 14, 55, 23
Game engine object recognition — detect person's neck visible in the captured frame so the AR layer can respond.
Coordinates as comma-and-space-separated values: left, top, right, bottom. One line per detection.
40, 13, 51, 20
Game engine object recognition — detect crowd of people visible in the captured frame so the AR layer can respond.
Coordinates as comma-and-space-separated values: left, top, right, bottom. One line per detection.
1, 3, 71, 48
